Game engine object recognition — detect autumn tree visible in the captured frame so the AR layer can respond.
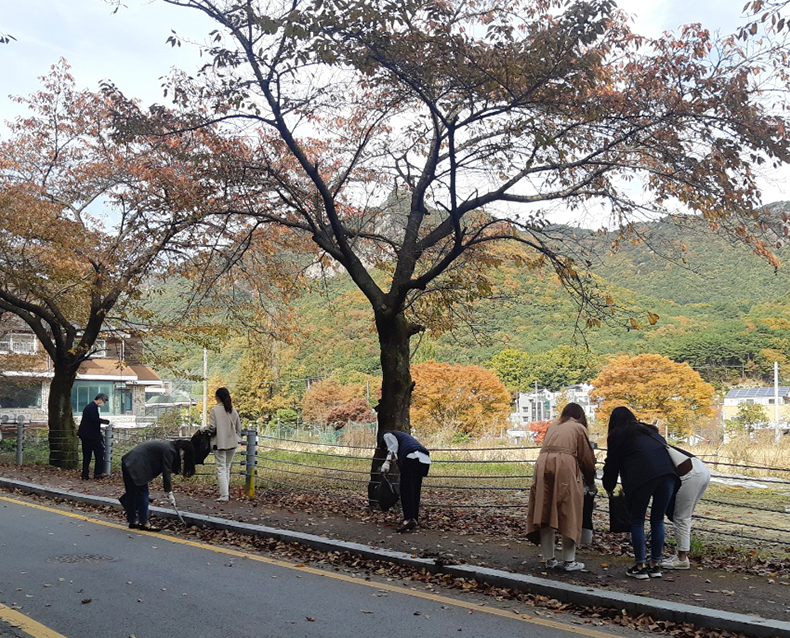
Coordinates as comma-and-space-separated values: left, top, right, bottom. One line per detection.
129, 0, 790, 447
0, 61, 222, 467
327, 399, 377, 429
590, 353, 715, 438
410, 360, 511, 439
301, 378, 367, 425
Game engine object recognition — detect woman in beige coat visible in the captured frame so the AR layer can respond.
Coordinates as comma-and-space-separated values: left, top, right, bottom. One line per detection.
208, 387, 242, 502
526, 402, 597, 571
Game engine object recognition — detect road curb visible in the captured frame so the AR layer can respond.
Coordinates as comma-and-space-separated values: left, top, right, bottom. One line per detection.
2, 477, 788, 638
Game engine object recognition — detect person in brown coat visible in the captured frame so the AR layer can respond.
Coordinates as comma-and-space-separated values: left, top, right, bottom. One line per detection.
526, 402, 597, 572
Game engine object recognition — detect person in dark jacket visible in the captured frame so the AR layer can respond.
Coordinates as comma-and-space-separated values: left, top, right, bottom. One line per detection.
379, 430, 430, 533
120, 439, 195, 531
77, 393, 110, 480
602, 407, 679, 580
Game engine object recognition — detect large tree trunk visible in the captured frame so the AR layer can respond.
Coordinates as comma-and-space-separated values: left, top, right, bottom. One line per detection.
47, 364, 79, 469
368, 311, 422, 505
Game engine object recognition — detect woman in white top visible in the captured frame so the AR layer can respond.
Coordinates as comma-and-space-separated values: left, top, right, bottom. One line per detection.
208, 387, 242, 502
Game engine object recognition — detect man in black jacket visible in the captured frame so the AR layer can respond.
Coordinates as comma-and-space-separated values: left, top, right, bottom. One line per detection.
78, 393, 110, 480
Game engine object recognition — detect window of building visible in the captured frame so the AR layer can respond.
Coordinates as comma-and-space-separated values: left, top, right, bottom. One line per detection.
0, 380, 42, 409
0, 333, 37, 355
71, 382, 113, 415
92, 339, 107, 357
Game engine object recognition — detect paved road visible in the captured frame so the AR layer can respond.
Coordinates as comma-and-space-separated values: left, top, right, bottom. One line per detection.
0, 495, 640, 638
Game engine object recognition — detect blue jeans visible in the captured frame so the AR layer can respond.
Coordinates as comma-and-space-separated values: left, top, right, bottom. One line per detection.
627, 474, 677, 563
122, 463, 150, 526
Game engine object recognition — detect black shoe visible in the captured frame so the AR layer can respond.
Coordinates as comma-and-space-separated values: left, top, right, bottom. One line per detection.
626, 564, 650, 580
128, 523, 140, 529
647, 564, 662, 578
136, 524, 160, 532
95, 473, 110, 479
81, 476, 90, 481
396, 519, 417, 533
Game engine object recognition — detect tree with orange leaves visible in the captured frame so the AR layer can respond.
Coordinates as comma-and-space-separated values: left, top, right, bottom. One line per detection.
0, 61, 226, 467
410, 360, 512, 439
590, 353, 714, 438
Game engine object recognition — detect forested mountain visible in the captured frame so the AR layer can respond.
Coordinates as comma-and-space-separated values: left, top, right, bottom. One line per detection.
147, 206, 790, 392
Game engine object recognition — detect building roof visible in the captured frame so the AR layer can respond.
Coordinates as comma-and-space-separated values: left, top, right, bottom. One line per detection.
129, 364, 161, 382
725, 387, 789, 399
78, 359, 160, 383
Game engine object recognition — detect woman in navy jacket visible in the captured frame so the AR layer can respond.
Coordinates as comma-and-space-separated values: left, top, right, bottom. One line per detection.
602, 407, 679, 580
379, 430, 430, 533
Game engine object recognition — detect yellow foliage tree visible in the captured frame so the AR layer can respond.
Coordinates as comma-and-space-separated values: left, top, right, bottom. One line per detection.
411, 360, 512, 439
590, 353, 714, 438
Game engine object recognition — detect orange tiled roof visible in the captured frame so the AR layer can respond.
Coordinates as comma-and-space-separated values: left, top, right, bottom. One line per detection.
129, 364, 161, 382
77, 359, 159, 382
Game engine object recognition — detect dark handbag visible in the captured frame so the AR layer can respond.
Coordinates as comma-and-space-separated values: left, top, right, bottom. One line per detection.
376, 472, 400, 512
608, 492, 631, 533
583, 492, 594, 531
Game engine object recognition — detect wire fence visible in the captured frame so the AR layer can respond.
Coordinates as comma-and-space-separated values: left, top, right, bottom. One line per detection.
2, 423, 789, 550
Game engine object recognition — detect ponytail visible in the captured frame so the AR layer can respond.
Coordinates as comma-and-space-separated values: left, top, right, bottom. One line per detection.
215, 386, 233, 413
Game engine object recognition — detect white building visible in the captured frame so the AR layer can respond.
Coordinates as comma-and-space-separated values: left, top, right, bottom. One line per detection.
507, 383, 597, 433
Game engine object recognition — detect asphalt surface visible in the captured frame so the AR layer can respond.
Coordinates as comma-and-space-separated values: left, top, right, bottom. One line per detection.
2, 476, 790, 638
1, 495, 653, 638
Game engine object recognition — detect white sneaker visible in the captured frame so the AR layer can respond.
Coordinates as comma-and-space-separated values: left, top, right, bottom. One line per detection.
544, 558, 560, 569
215, 496, 229, 502
660, 555, 690, 570
563, 561, 585, 572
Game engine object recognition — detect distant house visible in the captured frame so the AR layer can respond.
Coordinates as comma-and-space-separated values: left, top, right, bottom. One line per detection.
507, 383, 597, 431
0, 319, 164, 428
722, 386, 790, 433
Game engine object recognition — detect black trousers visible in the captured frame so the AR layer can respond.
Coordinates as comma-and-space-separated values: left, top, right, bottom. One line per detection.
80, 438, 105, 479
399, 457, 430, 521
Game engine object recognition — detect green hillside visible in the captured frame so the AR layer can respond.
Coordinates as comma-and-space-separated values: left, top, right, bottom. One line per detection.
145, 207, 790, 392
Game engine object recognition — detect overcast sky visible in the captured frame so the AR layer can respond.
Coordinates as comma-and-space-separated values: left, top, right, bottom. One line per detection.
2, 0, 787, 203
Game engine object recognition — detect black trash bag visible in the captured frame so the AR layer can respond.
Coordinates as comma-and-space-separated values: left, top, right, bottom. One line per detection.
376, 472, 400, 512
608, 492, 631, 533
190, 429, 213, 465
581, 492, 595, 544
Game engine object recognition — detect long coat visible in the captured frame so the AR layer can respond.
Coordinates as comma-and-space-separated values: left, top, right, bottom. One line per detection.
526, 418, 597, 545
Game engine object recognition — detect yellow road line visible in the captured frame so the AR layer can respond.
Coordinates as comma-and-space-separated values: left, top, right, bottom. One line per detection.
0, 603, 69, 638
1, 494, 617, 638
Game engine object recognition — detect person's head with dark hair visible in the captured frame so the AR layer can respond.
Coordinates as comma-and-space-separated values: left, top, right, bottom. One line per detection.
171, 439, 196, 478
608, 406, 637, 432
94, 393, 109, 404
215, 387, 232, 413
558, 402, 587, 427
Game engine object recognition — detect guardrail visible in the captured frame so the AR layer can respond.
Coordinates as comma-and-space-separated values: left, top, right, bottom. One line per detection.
2, 426, 789, 548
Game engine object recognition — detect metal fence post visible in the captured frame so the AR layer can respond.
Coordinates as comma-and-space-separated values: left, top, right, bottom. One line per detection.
104, 425, 113, 476
16, 417, 24, 466
244, 428, 257, 498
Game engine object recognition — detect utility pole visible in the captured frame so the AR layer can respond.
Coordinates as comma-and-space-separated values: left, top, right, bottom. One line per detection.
774, 361, 781, 443
202, 348, 208, 429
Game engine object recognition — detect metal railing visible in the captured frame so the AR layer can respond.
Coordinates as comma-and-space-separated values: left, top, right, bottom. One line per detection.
2, 425, 789, 549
